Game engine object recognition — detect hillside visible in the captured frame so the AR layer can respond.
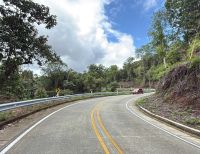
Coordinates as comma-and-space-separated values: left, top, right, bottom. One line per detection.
158, 58, 200, 109
141, 57, 200, 128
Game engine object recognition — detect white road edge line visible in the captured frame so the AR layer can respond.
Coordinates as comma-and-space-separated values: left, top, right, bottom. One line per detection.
126, 98, 200, 150
0, 100, 87, 154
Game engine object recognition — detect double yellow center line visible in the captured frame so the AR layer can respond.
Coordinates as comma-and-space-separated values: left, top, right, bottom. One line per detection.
91, 103, 124, 154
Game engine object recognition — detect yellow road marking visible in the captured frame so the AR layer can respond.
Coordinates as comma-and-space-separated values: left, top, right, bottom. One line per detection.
96, 109, 124, 154
91, 107, 110, 154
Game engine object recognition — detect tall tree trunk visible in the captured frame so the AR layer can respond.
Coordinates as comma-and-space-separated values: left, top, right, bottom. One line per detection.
163, 57, 167, 68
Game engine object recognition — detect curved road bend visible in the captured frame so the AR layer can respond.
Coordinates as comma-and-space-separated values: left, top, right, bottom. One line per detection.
2, 95, 200, 154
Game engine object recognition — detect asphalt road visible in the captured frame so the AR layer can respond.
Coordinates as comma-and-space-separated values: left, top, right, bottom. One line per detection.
2, 94, 200, 154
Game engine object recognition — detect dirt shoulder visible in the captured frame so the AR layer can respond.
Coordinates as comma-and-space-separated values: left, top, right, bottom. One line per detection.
139, 94, 200, 130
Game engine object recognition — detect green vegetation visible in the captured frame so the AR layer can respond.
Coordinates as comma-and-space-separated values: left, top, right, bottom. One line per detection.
0, 0, 59, 78
0, 0, 199, 101
0, 0, 59, 100
188, 37, 200, 60
136, 98, 147, 106
34, 88, 48, 99
0, 111, 12, 122
190, 56, 200, 70
185, 118, 200, 125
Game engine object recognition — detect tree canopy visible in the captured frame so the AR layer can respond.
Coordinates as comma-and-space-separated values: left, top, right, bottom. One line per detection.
165, 0, 200, 42
0, 0, 59, 79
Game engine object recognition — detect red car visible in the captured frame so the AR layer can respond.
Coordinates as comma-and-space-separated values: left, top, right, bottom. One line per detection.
132, 88, 144, 94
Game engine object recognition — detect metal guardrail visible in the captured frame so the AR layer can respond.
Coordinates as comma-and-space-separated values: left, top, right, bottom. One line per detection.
0, 92, 128, 112
0, 90, 155, 112
0, 96, 71, 112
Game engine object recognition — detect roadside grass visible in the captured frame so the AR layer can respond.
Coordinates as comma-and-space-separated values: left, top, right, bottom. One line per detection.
0, 111, 12, 122
136, 97, 148, 106
185, 118, 200, 125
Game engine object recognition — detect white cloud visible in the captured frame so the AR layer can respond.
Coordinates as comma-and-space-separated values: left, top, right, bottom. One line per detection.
101, 34, 135, 67
32, 0, 135, 72
143, 0, 158, 11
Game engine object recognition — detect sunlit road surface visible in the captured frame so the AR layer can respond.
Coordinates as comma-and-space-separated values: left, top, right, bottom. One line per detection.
3, 95, 200, 154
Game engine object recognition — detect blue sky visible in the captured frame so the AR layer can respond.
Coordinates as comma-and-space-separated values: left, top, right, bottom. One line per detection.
105, 0, 164, 48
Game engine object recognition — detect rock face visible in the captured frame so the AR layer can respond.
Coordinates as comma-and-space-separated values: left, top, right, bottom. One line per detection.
157, 61, 200, 109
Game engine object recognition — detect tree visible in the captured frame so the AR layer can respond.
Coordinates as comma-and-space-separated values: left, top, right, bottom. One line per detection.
106, 65, 119, 82
82, 64, 106, 92
0, 0, 60, 79
87, 64, 106, 78
165, 0, 200, 42
123, 57, 135, 81
64, 70, 84, 93
0, 65, 25, 99
21, 70, 35, 99
83, 73, 96, 92
149, 10, 168, 68
42, 62, 68, 91
135, 43, 155, 58
166, 40, 184, 64
135, 43, 158, 86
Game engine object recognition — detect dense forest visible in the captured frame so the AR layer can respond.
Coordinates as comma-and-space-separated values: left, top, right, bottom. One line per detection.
0, 0, 200, 101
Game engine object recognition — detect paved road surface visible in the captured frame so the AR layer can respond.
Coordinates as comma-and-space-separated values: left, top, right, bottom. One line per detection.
2, 95, 200, 154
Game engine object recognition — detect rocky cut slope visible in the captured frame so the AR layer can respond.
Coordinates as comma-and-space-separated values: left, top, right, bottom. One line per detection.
157, 58, 200, 109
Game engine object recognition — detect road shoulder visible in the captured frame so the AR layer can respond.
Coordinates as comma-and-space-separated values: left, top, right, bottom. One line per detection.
127, 98, 200, 148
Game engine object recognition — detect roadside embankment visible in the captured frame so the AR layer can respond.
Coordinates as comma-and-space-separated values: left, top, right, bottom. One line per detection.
136, 95, 200, 131
135, 59, 200, 135
136, 97, 200, 137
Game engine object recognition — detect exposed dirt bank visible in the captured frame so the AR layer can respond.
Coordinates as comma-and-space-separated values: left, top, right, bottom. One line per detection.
140, 60, 200, 129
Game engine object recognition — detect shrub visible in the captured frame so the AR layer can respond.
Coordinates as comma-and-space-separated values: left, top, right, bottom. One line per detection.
149, 65, 169, 81
186, 118, 200, 125
166, 41, 184, 65
190, 56, 200, 71
187, 37, 200, 59
34, 88, 48, 98
0, 112, 12, 122
109, 82, 119, 92
136, 98, 147, 106
60, 89, 73, 95
166, 50, 182, 65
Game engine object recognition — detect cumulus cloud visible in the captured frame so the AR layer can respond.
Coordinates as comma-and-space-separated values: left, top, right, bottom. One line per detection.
31, 0, 135, 72
33, 0, 135, 71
